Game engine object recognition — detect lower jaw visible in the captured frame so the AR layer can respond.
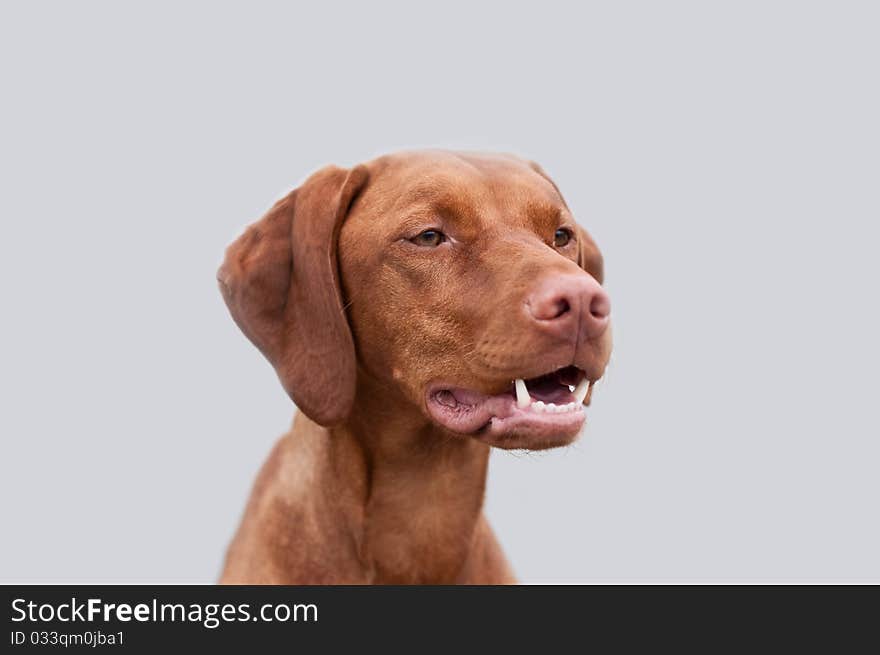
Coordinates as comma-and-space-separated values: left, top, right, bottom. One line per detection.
473, 414, 586, 450
425, 393, 587, 450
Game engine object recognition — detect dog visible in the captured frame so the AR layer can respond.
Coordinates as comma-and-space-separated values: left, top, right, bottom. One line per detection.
217, 150, 612, 583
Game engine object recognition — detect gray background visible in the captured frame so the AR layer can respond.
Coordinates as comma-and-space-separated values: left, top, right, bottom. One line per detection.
1, 1, 878, 582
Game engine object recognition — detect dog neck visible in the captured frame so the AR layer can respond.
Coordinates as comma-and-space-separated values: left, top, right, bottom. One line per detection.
326, 376, 491, 584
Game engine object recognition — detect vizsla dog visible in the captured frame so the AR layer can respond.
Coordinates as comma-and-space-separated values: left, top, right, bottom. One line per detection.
217, 150, 612, 584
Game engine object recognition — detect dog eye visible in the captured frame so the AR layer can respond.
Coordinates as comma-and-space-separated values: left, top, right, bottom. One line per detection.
553, 228, 573, 248
410, 229, 447, 247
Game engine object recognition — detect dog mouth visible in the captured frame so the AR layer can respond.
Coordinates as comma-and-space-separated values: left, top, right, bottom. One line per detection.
425, 365, 597, 449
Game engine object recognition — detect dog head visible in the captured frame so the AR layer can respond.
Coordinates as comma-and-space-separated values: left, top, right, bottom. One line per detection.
219, 151, 611, 450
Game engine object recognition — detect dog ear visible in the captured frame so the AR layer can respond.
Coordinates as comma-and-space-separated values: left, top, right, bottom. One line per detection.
576, 225, 604, 284
217, 165, 368, 426
528, 160, 604, 283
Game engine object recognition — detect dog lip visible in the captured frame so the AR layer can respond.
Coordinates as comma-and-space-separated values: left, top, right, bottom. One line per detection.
425, 365, 590, 408
425, 388, 587, 446
424, 366, 590, 443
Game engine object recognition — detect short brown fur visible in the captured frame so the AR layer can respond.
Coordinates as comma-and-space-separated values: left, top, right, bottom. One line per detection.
218, 150, 611, 584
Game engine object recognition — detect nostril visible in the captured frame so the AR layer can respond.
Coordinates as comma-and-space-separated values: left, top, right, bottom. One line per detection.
552, 298, 571, 319
527, 275, 610, 325
589, 291, 611, 321
528, 294, 572, 321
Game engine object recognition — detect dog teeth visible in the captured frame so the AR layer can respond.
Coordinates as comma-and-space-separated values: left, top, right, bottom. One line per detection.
514, 378, 531, 408
515, 378, 586, 413
531, 401, 580, 414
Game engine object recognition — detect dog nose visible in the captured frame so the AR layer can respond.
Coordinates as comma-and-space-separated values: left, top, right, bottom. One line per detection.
526, 273, 610, 339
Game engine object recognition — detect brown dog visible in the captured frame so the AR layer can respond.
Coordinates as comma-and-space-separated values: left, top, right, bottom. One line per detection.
217, 150, 612, 583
